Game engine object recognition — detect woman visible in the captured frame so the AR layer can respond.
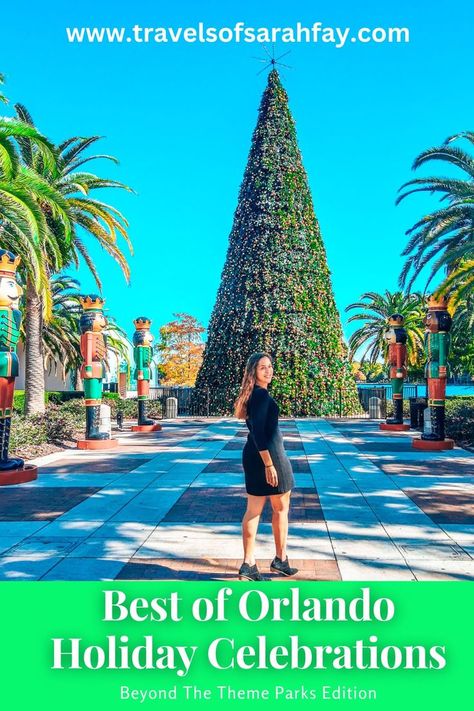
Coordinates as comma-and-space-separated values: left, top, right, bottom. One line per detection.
234, 352, 298, 581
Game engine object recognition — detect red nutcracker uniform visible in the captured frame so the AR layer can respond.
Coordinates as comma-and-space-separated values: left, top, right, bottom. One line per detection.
384, 314, 408, 426
79, 295, 109, 441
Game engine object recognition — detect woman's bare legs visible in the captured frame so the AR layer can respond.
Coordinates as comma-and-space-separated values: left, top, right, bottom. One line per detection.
269, 490, 291, 560
242, 494, 266, 565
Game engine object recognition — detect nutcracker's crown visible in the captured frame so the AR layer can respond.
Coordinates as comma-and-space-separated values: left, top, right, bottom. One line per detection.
0, 250, 21, 276
80, 294, 105, 311
427, 294, 449, 310
388, 313, 404, 326
134, 316, 152, 330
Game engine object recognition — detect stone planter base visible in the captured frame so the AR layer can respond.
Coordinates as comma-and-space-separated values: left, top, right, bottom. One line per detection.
77, 439, 119, 450
0, 464, 38, 486
412, 438, 454, 451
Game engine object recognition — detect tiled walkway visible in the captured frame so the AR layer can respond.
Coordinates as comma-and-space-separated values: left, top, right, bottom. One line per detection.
0, 418, 473, 581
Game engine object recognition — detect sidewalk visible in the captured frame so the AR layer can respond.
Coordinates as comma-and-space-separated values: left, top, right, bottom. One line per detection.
0, 418, 472, 581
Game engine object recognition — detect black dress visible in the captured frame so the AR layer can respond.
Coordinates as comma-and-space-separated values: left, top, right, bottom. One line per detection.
242, 384, 295, 496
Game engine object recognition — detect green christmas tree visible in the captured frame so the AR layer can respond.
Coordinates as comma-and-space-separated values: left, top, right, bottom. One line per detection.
193, 69, 358, 416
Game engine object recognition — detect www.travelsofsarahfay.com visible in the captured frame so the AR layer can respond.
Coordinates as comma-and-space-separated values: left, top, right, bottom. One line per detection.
64, 21, 410, 49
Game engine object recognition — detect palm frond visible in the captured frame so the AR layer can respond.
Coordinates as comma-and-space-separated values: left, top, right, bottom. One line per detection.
412, 145, 474, 177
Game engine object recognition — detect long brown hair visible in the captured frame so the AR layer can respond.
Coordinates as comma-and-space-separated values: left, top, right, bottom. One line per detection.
234, 352, 272, 420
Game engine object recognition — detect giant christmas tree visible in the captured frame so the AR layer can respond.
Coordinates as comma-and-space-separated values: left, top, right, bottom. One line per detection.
193, 69, 358, 416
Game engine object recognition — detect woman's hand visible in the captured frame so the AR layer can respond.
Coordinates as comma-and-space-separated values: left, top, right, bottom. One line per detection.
265, 465, 278, 487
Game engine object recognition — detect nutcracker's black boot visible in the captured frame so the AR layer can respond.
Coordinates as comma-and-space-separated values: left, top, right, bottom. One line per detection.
0, 417, 24, 471
386, 398, 403, 425
138, 400, 155, 426
86, 405, 109, 440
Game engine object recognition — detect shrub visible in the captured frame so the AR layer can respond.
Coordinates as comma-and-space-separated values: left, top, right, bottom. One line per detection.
46, 391, 63, 404
42, 404, 84, 442
60, 399, 86, 420
385, 401, 412, 418
10, 403, 85, 454
13, 391, 25, 413
47, 391, 84, 404
109, 397, 163, 419
10, 415, 48, 452
445, 399, 474, 449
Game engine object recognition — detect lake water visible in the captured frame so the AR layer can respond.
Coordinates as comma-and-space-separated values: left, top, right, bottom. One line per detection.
358, 384, 474, 397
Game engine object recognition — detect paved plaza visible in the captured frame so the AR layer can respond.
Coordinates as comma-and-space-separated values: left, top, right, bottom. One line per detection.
0, 418, 473, 581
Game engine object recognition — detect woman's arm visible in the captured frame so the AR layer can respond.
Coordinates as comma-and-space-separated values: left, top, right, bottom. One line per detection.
249, 389, 278, 486
250, 388, 270, 450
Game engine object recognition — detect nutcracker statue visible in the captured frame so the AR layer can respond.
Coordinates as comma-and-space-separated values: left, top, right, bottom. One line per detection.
380, 313, 410, 431
0, 250, 37, 484
77, 295, 118, 449
413, 295, 454, 450
131, 317, 161, 432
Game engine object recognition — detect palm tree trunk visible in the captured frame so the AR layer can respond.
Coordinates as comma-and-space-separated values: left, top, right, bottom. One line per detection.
24, 277, 46, 415
73, 368, 84, 391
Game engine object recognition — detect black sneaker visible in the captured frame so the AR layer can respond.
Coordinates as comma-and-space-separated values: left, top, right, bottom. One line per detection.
238, 562, 270, 581
270, 556, 299, 576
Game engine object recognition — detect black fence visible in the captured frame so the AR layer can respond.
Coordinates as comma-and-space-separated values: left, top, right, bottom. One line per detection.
147, 385, 420, 419
149, 387, 197, 416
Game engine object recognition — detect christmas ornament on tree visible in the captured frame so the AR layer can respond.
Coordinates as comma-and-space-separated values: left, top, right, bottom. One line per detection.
193, 69, 358, 416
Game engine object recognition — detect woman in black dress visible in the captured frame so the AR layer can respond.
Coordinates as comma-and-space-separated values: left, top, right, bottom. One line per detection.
234, 352, 298, 581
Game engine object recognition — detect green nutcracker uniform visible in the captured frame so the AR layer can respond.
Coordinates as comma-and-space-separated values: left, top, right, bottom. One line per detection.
422, 295, 452, 441
134, 341, 153, 388
0, 250, 25, 471
133, 317, 156, 426
0, 307, 21, 395
425, 329, 450, 385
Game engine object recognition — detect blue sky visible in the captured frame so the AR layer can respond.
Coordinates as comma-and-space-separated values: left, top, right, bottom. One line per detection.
1, 0, 472, 343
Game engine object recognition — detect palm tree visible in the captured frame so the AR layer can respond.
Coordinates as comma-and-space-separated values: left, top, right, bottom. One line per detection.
451, 293, 474, 334
0, 73, 7, 105
0, 104, 64, 296
0, 75, 75, 415
0, 126, 72, 415
41, 275, 82, 379
36, 275, 131, 388
437, 257, 474, 306
448, 294, 474, 377
397, 132, 474, 296
345, 290, 425, 366
13, 104, 133, 413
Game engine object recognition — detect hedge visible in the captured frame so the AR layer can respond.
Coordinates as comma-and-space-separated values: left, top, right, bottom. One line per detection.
386, 397, 473, 449
109, 397, 163, 419
445, 398, 474, 450
13, 390, 85, 411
